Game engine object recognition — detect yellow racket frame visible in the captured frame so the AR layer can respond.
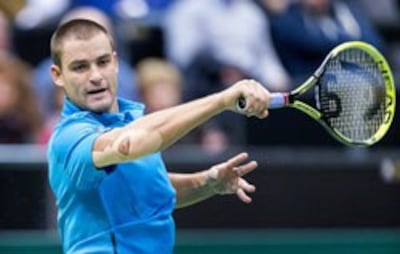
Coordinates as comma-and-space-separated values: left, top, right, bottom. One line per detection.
289, 41, 396, 146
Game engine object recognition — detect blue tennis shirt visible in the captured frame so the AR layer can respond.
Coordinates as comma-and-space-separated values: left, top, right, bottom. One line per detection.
47, 97, 176, 253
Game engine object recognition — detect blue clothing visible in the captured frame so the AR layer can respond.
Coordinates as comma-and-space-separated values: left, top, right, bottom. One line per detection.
47, 97, 176, 253
270, 1, 384, 84
70, 0, 175, 18
70, 0, 117, 18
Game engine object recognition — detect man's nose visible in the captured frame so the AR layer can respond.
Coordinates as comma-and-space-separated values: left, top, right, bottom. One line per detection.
89, 66, 103, 84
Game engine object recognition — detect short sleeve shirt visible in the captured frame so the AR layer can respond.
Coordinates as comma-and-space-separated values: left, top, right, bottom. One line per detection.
47, 97, 176, 253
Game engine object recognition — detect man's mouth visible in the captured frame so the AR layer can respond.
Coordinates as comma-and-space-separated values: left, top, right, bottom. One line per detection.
87, 88, 107, 95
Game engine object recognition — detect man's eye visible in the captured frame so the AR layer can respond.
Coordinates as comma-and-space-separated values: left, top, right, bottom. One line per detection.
98, 59, 110, 67
72, 64, 88, 72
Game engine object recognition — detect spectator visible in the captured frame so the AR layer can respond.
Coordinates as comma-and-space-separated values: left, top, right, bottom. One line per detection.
0, 0, 28, 21
0, 10, 11, 52
37, 86, 64, 145
0, 52, 41, 143
269, 0, 384, 84
179, 54, 246, 152
164, 0, 289, 149
14, 0, 69, 30
256, 0, 290, 16
164, 0, 290, 94
136, 57, 182, 113
136, 57, 229, 154
355, 0, 400, 26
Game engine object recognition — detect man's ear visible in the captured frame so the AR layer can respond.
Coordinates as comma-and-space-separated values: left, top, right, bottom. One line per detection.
51, 64, 64, 88
113, 51, 119, 74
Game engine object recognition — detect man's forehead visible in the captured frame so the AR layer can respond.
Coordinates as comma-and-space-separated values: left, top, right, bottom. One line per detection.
61, 32, 110, 48
60, 34, 113, 62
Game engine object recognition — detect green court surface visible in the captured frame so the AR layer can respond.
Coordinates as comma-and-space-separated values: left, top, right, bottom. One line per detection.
175, 229, 400, 254
0, 229, 399, 254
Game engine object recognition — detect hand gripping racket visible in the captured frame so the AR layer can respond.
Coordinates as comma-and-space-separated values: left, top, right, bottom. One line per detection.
238, 41, 396, 146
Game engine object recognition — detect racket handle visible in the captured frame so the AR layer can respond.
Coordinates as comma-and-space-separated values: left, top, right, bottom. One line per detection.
236, 93, 288, 112
269, 93, 288, 109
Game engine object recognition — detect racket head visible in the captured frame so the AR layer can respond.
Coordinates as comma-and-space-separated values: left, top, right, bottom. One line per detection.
313, 41, 396, 146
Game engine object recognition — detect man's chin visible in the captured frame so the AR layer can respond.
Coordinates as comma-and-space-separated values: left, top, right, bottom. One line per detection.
88, 101, 113, 113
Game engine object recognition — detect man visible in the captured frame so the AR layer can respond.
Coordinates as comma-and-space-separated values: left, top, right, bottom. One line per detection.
47, 19, 270, 253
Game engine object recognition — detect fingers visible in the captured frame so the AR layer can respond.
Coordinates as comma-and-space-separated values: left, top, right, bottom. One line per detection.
237, 188, 252, 203
235, 162, 257, 204
234, 161, 258, 177
236, 179, 256, 204
253, 83, 270, 116
239, 178, 256, 193
236, 79, 270, 119
226, 152, 249, 168
258, 109, 269, 119
216, 152, 257, 203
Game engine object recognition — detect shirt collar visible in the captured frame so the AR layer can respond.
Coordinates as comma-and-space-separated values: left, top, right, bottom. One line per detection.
62, 96, 145, 123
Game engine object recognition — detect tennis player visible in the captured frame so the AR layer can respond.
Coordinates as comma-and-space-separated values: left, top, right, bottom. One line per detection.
47, 19, 270, 253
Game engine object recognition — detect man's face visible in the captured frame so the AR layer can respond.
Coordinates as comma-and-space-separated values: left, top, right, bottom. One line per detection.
301, 0, 331, 14
51, 32, 119, 113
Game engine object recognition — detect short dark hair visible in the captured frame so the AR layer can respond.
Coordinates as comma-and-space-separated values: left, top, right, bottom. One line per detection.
50, 19, 115, 68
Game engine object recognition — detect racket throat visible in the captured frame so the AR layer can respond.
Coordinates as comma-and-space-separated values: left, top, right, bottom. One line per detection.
287, 93, 296, 104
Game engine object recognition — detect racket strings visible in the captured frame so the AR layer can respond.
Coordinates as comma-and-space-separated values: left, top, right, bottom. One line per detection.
318, 48, 385, 142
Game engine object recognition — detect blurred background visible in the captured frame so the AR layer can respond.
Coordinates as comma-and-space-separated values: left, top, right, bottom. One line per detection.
0, 0, 400, 253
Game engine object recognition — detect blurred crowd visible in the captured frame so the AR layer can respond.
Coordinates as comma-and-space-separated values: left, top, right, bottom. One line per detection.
0, 0, 398, 153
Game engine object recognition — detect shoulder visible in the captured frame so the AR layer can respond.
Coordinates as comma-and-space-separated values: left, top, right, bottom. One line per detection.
49, 112, 105, 153
55, 112, 101, 134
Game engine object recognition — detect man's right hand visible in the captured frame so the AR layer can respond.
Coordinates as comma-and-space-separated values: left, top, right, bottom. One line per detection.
220, 79, 270, 119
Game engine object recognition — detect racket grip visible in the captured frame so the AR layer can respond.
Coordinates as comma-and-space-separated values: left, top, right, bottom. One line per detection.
268, 93, 288, 109
236, 93, 288, 112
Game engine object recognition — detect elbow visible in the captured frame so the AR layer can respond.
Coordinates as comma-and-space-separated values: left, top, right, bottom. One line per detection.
112, 129, 164, 161
94, 128, 165, 167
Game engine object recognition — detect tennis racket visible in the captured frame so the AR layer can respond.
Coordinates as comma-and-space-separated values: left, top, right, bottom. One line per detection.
238, 41, 396, 146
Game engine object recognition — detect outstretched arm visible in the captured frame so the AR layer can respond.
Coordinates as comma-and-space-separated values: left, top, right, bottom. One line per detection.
170, 153, 257, 208
92, 80, 270, 168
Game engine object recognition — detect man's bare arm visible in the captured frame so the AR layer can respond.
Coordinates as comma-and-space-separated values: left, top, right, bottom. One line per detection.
92, 80, 270, 168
